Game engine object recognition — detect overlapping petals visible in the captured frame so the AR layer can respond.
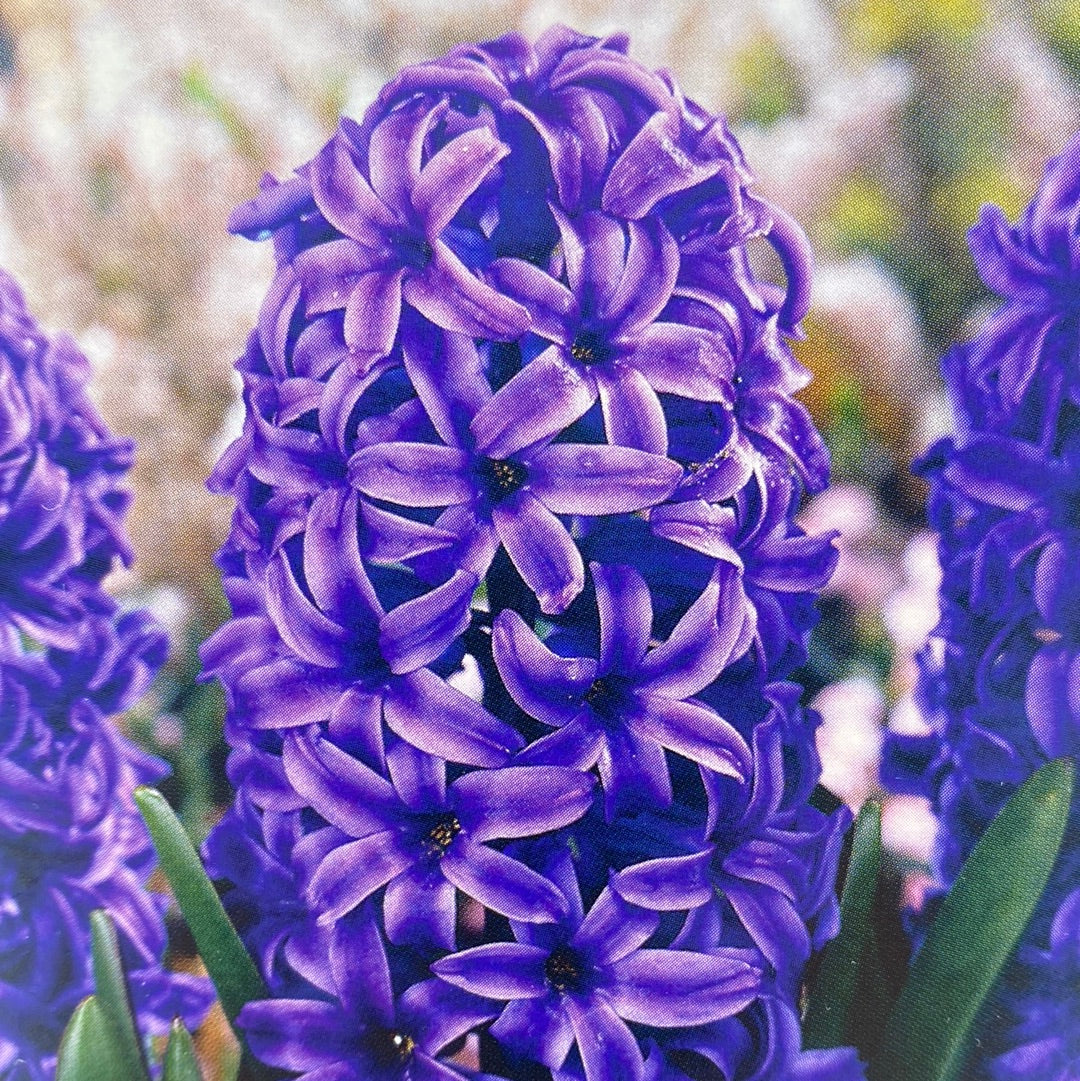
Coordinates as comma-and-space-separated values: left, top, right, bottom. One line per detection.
432, 861, 762, 1081
0, 272, 135, 646
495, 562, 751, 816
209, 24, 843, 1081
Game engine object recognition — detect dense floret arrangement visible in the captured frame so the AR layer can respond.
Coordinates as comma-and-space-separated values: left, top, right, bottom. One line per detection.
0, 271, 207, 1080
883, 135, 1080, 1080
203, 26, 853, 1081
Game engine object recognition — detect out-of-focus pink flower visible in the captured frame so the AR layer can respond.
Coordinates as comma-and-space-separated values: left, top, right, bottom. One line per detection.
799, 483, 900, 609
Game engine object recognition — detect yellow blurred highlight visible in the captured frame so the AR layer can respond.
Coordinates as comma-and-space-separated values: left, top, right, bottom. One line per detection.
844, 0, 987, 53
820, 173, 902, 254
793, 312, 914, 458
729, 33, 801, 127
930, 163, 1024, 232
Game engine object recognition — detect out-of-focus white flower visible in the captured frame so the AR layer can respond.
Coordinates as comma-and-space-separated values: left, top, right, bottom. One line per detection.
882, 794, 937, 864
812, 676, 885, 808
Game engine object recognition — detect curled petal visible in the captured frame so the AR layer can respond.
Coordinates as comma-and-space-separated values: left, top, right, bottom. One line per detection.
413, 126, 510, 236
310, 135, 397, 241
349, 442, 474, 507
488, 257, 578, 344
591, 562, 652, 672
595, 365, 668, 455
494, 492, 585, 615
565, 995, 645, 1081
442, 836, 569, 922
471, 345, 596, 459
612, 851, 715, 911
528, 444, 683, 515
453, 765, 596, 841
379, 570, 478, 674
638, 565, 749, 698
309, 831, 413, 924
265, 550, 350, 668
404, 245, 530, 340
607, 949, 762, 1026
343, 268, 405, 357
492, 609, 596, 726
602, 111, 723, 220
627, 694, 748, 780
384, 668, 523, 766
432, 942, 550, 1000
282, 731, 396, 836
368, 99, 444, 215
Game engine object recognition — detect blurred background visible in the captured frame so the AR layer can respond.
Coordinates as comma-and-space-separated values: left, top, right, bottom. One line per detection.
1, 0, 1076, 950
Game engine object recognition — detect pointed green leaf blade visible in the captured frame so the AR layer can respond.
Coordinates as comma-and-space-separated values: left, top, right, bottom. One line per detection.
803, 800, 882, 1050
163, 1019, 204, 1081
133, 786, 268, 1032
870, 757, 1074, 1081
56, 998, 112, 1081
89, 911, 151, 1081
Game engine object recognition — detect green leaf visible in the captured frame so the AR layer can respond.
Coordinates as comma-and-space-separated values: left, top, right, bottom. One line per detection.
164, 1019, 205, 1081
89, 911, 151, 1081
134, 787, 268, 1031
56, 998, 112, 1081
803, 800, 882, 1050
870, 757, 1074, 1081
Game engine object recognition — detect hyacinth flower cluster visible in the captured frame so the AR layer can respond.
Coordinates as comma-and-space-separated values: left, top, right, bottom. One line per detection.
202, 26, 858, 1081
883, 134, 1080, 1080
0, 271, 208, 1080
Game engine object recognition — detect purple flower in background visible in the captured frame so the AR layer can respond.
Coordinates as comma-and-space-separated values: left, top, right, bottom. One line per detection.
0, 271, 135, 647
882, 133, 1080, 1080
0, 269, 209, 1078
207, 24, 847, 1081
0, 617, 210, 1079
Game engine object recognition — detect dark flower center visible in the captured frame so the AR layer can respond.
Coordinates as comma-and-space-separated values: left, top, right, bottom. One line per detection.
420, 813, 462, 859
395, 232, 434, 270
477, 457, 528, 503
544, 944, 587, 993
364, 1026, 416, 1071
570, 329, 611, 367
584, 675, 631, 721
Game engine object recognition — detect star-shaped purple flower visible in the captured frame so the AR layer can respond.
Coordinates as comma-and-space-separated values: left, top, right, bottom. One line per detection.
494, 561, 751, 817
297, 105, 530, 359
230, 488, 521, 768
611, 713, 848, 989
348, 326, 683, 614
472, 209, 735, 458
282, 732, 595, 945
432, 855, 762, 1081
240, 909, 501, 1081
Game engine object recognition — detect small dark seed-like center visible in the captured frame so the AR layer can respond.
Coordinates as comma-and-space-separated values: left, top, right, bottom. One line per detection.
478, 457, 528, 502
570, 330, 609, 366
584, 675, 627, 720
421, 813, 462, 859
545, 945, 586, 993
396, 233, 434, 271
